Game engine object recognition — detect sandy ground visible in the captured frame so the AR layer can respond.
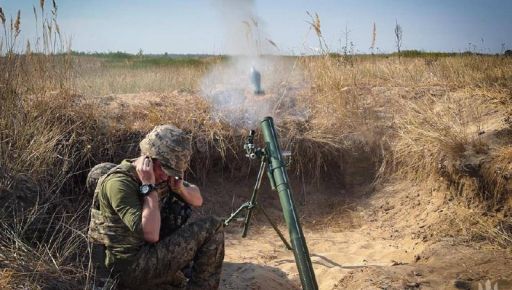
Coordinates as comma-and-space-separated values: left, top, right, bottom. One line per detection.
218, 181, 512, 290
222, 227, 420, 290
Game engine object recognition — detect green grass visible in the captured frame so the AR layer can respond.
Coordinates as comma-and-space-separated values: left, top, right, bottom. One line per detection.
71, 51, 225, 68
393, 50, 460, 57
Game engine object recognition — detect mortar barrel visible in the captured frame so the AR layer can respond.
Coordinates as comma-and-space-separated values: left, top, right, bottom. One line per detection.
260, 116, 318, 290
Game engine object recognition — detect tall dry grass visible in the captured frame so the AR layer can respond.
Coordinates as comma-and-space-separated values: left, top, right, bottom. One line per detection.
0, 3, 135, 288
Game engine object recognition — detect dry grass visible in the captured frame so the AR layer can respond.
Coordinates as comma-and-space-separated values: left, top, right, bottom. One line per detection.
0, 4, 143, 288
440, 201, 512, 249
0, 202, 91, 289
300, 53, 511, 248
72, 56, 212, 96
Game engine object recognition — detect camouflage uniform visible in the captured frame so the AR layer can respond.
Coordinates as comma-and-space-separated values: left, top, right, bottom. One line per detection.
87, 125, 225, 289
119, 216, 224, 289
87, 162, 191, 238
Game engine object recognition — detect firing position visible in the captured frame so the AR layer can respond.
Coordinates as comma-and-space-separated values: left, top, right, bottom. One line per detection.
87, 125, 224, 289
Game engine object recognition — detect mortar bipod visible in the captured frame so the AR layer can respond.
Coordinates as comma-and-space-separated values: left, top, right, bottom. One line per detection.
223, 155, 292, 251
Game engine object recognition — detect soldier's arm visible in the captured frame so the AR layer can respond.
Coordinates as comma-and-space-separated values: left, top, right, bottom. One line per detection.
141, 190, 161, 243
105, 178, 144, 235
106, 177, 161, 243
171, 179, 203, 207
134, 156, 161, 243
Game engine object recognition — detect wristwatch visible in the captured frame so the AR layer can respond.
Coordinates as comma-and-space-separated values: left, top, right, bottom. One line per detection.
139, 183, 156, 197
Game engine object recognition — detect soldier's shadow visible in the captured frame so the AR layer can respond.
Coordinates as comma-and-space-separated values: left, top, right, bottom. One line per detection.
220, 262, 300, 290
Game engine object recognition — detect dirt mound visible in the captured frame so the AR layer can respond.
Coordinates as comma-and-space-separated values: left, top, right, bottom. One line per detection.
335, 242, 512, 290
221, 262, 299, 290
333, 180, 512, 290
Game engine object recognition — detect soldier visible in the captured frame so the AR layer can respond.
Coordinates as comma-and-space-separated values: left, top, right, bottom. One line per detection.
87, 125, 224, 289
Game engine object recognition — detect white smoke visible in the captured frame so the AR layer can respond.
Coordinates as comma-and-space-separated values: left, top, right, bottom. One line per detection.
201, 0, 307, 129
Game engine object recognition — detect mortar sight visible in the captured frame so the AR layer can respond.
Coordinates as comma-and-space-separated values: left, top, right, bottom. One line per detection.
243, 129, 263, 159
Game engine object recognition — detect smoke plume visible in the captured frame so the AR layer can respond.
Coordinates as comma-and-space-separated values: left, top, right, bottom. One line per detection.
201, 0, 306, 129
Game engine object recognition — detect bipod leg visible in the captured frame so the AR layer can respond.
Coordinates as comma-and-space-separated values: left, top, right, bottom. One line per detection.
242, 157, 267, 237
224, 201, 251, 226
256, 205, 293, 251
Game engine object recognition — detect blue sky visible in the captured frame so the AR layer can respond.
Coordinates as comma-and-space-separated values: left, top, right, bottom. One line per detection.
1, 0, 511, 54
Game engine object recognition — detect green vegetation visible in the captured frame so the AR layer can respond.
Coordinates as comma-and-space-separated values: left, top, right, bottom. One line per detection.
71, 51, 224, 68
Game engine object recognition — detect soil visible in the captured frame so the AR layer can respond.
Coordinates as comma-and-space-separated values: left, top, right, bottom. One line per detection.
215, 180, 512, 290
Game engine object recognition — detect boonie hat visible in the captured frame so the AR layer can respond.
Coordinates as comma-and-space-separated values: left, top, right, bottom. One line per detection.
139, 125, 192, 177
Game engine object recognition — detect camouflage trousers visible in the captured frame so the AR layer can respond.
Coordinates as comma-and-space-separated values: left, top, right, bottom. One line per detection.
117, 216, 224, 290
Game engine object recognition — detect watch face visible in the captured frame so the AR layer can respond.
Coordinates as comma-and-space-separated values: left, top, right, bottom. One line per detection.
140, 184, 151, 195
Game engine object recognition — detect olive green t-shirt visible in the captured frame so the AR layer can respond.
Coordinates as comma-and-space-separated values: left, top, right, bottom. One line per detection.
98, 159, 145, 270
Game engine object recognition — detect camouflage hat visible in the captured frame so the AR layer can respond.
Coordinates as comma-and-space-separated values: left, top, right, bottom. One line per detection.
139, 125, 192, 177
86, 162, 116, 195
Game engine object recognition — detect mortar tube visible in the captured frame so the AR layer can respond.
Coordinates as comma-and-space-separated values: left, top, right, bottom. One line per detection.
260, 116, 318, 290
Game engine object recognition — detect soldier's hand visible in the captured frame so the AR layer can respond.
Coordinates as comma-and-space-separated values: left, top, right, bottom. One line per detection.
136, 156, 156, 185
170, 177, 184, 193
169, 177, 203, 207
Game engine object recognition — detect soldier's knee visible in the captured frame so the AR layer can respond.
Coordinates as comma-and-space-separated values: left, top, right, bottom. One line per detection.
208, 225, 225, 251
203, 216, 224, 232
214, 227, 224, 243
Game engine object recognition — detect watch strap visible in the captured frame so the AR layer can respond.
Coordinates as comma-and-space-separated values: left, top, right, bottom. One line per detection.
140, 183, 156, 196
